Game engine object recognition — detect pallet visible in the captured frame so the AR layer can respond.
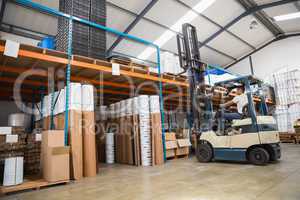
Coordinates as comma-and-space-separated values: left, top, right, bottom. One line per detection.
0, 178, 69, 195
279, 133, 296, 143
167, 154, 189, 160
279, 133, 296, 144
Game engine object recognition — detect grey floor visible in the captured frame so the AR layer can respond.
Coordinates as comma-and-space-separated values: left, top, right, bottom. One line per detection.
3, 144, 300, 200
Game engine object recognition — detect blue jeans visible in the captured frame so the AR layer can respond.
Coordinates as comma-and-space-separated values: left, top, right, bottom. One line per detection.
223, 112, 243, 121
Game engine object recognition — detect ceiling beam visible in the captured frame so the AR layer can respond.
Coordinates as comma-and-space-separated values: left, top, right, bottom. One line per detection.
236, 0, 284, 37
107, 1, 237, 61
225, 32, 300, 69
199, 0, 297, 48
107, 0, 159, 55
174, 0, 256, 50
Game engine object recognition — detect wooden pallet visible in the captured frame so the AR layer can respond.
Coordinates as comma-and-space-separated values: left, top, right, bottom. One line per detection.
167, 154, 189, 160
0, 178, 69, 195
279, 133, 296, 144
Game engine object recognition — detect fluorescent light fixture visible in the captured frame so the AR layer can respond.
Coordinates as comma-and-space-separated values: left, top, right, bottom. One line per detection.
138, 0, 216, 60
274, 12, 300, 22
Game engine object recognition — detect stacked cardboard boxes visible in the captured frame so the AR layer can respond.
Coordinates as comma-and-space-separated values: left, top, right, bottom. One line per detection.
165, 132, 177, 158
0, 127, 26, 186
165, 132, 191, 159
24, 129, 42, 175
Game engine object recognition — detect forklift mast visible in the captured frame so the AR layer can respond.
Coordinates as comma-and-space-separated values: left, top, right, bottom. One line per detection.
177, 23, 213, 133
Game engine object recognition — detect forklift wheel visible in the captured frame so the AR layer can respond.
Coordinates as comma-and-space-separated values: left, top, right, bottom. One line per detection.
196, 143, 213, 163
249, 147, 270, 165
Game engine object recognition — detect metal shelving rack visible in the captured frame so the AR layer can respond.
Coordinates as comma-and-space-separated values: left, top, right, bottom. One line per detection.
2, 0, 170, 160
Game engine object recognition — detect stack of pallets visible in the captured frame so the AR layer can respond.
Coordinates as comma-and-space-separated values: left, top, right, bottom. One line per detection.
24, 129, 42, 175
57, 0, 106, 60
0, 127, 27, 162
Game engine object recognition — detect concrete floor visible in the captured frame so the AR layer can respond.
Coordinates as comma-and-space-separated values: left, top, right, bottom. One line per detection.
3, 144, 300, 200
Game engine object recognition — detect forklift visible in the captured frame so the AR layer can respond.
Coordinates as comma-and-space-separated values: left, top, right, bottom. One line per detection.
177, 23, 281, 165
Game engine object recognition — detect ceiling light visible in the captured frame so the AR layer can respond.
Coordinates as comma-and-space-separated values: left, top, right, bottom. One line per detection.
274, 12, 300, 22
138, 0, 216, 60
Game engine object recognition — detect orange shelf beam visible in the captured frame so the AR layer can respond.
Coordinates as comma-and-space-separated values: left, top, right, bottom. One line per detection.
0, 45, 189, 87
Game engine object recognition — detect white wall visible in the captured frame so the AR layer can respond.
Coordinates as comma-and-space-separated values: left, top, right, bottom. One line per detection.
0, 32, 40, 46
3, 1, 59, 36
228, 36, 300, 80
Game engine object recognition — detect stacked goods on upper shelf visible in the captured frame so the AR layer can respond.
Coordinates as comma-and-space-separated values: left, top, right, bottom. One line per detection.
57, 0, 106, 60
89, 0, 106, 60
271, 68, 300, 133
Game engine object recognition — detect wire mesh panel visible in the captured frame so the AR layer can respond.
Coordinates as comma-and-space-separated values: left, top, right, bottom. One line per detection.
272, 68, 300, 133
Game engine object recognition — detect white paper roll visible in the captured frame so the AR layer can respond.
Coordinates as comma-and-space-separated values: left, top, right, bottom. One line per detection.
66, 82, 82, 111
150, 95, 160, 114
115, 102, 121, 118
57, 89, 66, 114
133, 97, 139, 115
138, 95, 151, 166
106, 133, 115, 164
81, 84, 94, 111
100, 105, 107, 121
120, 100, 126, 117
125, 98, 133, 116
109, 104, 115, 119
42, 95, 49, 117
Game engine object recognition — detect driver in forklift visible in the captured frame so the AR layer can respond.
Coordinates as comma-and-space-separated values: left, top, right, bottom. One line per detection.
219, 85, 248, 121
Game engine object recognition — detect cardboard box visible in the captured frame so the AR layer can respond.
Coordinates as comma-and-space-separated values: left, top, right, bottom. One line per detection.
41, 130, 69, 182
165, 141, 177, 158
165, 132, 176, 141
176, 139, 191, 156
0, 127, 12, 135
43, 146, 70, 182
166, 149, 175, 158
42, 130, 64, 149
51, 111, 84, 180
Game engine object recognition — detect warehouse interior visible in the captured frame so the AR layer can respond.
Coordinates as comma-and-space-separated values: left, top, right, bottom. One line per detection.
0, 0, 300, 199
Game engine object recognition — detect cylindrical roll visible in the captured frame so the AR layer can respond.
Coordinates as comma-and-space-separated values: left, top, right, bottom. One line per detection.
120, 100, 126, 118
138, 95, 151, 166
115, 102, 121, 119
125, 98, 133, 116
150, 95, 160, 114
106, 133, 115, 164
133, 97, 139, 115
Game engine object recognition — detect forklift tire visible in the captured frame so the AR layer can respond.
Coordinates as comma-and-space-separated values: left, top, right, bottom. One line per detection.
196, 143, 213, 163
249, 147, 270, 165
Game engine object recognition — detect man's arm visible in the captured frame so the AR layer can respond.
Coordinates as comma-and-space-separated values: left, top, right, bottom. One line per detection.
220, 100, 235, 109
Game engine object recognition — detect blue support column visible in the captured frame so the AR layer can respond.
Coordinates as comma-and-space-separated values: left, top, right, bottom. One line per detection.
156, 46, 166, 161
64, 18, 73, 146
